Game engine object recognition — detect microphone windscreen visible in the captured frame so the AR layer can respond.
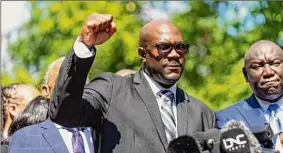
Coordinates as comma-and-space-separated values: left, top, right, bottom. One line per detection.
192, 128, 221, 152
203, 128, 221, 153
168, 135, 202, 153
222, 120, 262, 153
220, 128, 250, 153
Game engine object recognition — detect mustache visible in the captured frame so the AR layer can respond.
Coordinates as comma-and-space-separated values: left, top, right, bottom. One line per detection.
166, 59, 183, 66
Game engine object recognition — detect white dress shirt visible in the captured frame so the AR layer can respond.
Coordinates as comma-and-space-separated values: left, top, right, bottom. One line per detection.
142, 71, 178, 137
256, 96, 283, 152
54, 123, 93, 153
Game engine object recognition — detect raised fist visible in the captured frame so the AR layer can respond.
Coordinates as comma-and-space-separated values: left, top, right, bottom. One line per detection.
79, 13, 116, 49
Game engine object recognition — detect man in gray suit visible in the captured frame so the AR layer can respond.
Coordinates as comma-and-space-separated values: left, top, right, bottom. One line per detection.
50, 12, 216, 153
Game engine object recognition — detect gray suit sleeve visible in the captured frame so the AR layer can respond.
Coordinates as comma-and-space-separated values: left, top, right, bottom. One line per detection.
201, 103, 218, 129
49, 48, 113, 128
191, 96, 217, 129
187, 95, 217, 130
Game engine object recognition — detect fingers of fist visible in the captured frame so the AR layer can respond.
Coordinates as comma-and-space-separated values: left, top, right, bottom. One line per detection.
80, 13, 116, 47
85, 13, 113, 34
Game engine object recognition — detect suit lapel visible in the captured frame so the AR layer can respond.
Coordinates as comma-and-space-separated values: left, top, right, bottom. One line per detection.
41, 120, 69, 153
236, 95, 267, 126
84, 128, 94, 153
176, 88, 189, 136
133, 71, 167, 151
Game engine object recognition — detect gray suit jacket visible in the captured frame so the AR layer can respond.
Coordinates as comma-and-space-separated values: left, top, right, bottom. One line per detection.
49, 49, 216, 153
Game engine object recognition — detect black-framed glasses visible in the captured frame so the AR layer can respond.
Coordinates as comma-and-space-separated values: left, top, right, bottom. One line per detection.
153, 42, 190, 56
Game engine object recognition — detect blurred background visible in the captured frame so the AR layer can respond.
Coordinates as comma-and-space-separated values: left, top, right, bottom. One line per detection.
1, 1, 283, 111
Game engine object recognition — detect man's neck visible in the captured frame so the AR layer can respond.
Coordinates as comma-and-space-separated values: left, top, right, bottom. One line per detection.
142, 68, 176, 89
257, 94, 283, 103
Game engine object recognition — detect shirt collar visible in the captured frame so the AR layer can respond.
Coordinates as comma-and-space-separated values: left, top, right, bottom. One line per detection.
54, 123, 85, 131
256, 96, 283, 113
54, 122, 66, 129
142, 71, 177, 97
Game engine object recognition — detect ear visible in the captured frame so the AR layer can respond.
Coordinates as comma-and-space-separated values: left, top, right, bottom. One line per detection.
242, 67, 248, 82
42, 84, 50, 98
8, 104, 18, 119
138, 47, 147, 63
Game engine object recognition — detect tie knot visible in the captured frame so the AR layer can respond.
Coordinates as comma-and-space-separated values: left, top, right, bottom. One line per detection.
158, 90, 174, 102
268, 104, 280, 113
64, 127, 81, 134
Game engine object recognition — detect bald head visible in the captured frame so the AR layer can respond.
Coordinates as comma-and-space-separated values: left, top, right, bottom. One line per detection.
139, 20, 182, 47
42, 57, 65, 98
243, 40, 283, 101
244, 40, 283, 67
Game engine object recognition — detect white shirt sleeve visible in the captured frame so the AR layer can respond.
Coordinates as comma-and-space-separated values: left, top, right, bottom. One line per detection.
73, 37, 96, 58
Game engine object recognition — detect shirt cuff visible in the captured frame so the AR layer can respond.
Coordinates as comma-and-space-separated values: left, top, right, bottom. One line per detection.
73, 37, 96, 58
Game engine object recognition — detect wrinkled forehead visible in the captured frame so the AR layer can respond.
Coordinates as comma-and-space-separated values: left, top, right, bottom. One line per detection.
245, 42, 283, 61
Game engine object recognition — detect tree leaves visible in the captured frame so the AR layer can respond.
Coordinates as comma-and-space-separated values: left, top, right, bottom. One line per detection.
3, 1, 283, 110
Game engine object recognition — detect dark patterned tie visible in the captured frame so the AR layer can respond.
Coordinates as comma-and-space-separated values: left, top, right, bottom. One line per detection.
158, 90, 177, 143
66, 128, 86, 153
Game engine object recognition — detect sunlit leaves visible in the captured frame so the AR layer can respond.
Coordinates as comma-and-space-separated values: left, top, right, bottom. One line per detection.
39, 18, 54, 32
5, 1, 143, 89
4, 1, 283, 111
173, 1, 283, 109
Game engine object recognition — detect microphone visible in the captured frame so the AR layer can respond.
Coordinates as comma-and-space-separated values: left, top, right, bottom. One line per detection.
220, 127, 252, 153
167, 135, 210, 153
220, 120, 263, 153
193, 128, 221, 153
168, 121, 279, 153
249, 123, 274, 149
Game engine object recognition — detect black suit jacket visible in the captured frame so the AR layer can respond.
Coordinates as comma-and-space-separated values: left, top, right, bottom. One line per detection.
50, 49, 216, 153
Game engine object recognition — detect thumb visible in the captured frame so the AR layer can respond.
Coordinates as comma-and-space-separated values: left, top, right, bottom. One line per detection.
107, 22, 116, 37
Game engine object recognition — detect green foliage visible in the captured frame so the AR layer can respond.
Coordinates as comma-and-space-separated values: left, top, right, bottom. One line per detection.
172, 1, 283, 110
3, 1, 283, 111
6, 1, 143, 86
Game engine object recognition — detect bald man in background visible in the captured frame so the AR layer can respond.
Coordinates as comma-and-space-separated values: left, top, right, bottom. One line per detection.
42, 57, 65, 99
1, 83, 39, 139
8, 57, 94, 153
42, 56, 94, 152
217, 40, 283, 151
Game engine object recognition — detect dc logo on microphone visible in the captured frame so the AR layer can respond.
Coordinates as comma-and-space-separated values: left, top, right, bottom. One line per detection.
222, 134, 247, 151
220, 128, 250, 153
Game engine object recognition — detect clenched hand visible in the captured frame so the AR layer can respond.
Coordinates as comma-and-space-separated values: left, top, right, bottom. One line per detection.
79, 13, 116, 49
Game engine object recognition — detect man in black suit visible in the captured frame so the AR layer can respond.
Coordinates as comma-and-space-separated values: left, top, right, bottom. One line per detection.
50, 12, 216, 153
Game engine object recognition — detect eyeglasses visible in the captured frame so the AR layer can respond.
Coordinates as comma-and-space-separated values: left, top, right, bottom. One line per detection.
153, 42, 190, 57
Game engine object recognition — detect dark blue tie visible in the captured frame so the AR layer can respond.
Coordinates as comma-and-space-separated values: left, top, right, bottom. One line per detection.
66, 128, 86, 153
